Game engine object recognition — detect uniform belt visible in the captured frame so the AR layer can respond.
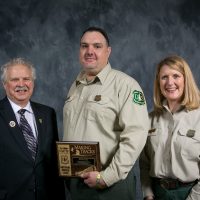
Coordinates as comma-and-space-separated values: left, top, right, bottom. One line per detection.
152, 177, 196, 190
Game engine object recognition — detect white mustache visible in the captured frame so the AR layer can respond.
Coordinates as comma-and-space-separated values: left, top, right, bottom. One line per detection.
15, 86, 28, 92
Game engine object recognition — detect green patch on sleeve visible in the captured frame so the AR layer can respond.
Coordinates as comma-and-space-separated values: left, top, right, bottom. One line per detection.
132, 90, 145, 105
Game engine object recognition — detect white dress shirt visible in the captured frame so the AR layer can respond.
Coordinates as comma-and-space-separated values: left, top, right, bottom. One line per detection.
8, 98, 38, 138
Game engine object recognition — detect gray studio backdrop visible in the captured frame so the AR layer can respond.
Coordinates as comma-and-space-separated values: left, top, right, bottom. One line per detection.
0, 0, 200, 199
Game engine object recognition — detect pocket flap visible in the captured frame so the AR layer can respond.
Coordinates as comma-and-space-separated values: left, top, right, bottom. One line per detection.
87, 95, 110, 105
179, 127, 200, 141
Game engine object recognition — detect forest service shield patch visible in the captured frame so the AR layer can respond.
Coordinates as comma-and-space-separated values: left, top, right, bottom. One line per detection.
132, 90, 145, 105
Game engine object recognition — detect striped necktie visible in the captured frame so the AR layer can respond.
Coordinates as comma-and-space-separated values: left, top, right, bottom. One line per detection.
18, 109, 37, 160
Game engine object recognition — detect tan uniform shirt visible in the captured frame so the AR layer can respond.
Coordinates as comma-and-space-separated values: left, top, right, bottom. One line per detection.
63, 63, 149, 186
140, 104, 200, 199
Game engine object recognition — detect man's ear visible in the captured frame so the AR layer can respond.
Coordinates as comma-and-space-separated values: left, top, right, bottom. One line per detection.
3, 82, 6, 90
107, 46, 111, 57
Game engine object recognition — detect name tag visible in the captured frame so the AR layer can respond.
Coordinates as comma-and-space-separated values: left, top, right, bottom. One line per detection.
148, 128, 156, 134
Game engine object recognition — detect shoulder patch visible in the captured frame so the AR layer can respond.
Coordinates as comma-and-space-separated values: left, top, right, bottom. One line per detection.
132, 90, 145, 105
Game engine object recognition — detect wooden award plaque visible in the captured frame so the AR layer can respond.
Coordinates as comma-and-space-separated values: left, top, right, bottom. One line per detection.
56, 141, 101, 177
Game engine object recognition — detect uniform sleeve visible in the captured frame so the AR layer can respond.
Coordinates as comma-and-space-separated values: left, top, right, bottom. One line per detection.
140, 139, 155, 198
101, 79, 149, 186
186, 181, 200, 200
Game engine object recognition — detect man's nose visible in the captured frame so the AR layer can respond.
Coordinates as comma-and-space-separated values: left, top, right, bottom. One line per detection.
86, 46, 94, 55
17, 79, 25, 86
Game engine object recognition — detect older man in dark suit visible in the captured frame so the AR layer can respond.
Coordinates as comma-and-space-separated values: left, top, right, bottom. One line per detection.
0, 58, 65, 200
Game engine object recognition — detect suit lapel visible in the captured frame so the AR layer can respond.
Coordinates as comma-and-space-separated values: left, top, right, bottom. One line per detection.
31, 102, 44, 163
0, 97, 32, 160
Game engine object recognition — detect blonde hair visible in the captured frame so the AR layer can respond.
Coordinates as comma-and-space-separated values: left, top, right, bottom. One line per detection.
153, 55, 200, 112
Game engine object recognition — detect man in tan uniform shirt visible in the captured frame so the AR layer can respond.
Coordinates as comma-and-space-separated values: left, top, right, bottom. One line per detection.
63, 26, 149, 200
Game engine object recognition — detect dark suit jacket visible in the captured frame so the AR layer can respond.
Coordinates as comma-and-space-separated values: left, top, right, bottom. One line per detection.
0, 97, 65, 200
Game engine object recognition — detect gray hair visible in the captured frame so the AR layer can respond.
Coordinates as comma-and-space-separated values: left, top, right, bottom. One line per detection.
1, 57, 36, 83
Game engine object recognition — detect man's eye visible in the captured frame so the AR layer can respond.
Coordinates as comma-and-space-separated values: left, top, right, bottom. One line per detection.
24, 79, 31, 81
11, 78, 19, 82
24, 77, 31, 80
94, 45, 101, 48
80, 44, 87, 48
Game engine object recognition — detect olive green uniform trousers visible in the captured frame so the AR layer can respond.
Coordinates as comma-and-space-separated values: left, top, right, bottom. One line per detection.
152, 180, 195, 200
66, 168, 136, 200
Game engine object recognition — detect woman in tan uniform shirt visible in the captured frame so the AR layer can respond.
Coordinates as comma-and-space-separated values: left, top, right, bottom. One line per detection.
140, 55, 200, 200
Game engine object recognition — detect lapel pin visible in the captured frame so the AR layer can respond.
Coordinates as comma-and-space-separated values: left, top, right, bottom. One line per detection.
39, 119, 43, 124
9, 121, 16, 127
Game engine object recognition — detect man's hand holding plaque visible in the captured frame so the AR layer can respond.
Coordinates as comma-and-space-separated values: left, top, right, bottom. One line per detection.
80, 171, 107, 189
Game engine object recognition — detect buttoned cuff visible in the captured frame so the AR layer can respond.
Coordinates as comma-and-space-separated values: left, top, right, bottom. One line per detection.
100, 168, 120, 187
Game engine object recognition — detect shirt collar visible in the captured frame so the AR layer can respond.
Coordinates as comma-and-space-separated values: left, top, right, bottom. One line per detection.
8, 98, 33, 114
162, 100, 186, 113
76, 63, 112, 86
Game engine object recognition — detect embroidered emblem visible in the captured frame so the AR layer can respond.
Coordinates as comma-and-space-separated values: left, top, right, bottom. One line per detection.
39, 119, 43, 124
9, 121, 16, 127
186, 129, 195, 137
94, 95, 101, 102
132, 90, 145, 105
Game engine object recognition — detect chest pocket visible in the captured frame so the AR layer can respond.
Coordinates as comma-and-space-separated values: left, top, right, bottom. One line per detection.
147, 125, 162, 151
84, 95, 114, 121
178, 127, 200, 161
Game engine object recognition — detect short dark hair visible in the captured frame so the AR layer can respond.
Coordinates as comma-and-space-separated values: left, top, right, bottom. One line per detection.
80, 26, 110, 46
